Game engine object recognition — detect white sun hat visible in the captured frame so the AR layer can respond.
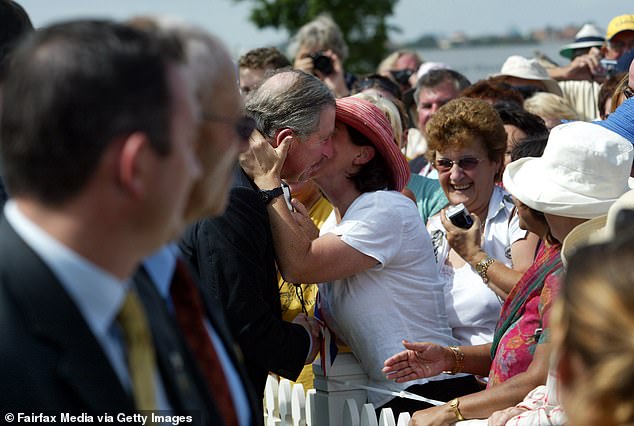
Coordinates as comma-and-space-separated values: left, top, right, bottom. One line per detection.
503, 121, 633, 220
494, 55, 563, 96
559, 24, 605, 60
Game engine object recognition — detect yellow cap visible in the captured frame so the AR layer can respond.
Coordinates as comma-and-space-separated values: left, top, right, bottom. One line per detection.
606, 14, 634, 40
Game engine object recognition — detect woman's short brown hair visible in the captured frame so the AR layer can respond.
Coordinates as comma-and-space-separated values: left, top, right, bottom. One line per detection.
426, 97, 507, 180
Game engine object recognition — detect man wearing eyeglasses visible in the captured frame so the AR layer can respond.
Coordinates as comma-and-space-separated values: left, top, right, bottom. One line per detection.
603, 14, 634, 61
180, 69, 333, 404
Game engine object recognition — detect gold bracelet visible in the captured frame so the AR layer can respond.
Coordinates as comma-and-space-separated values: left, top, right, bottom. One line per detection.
448, 398, 465, 421
443, 345, 464, 374
475, 255, 495, 283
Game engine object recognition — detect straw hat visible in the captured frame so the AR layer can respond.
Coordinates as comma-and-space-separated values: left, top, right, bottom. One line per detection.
559, 24, 604, 60
335, 97, 410, 191
502, 121, 633, 219
561, 190, 634, 266
494, 55, 563, 96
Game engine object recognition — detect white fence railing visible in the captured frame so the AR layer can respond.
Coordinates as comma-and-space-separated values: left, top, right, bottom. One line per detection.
264, 352, 412, 426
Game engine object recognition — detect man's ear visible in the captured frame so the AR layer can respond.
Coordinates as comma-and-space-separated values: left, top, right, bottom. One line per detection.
353, 146, 375, 166
273, 128, 295, 149
118, 132, 150, 197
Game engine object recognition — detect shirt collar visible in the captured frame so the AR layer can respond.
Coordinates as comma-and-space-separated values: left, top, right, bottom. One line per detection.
3, 200, 128, 338
485, 185, 513, 225
142, 244, 178, 300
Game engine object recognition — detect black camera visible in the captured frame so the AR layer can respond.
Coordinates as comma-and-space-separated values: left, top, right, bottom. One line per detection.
446, 203, 474, 229
310, 52, 334, 76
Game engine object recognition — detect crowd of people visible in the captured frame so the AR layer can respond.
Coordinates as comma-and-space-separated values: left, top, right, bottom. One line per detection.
1, 1, 633, 425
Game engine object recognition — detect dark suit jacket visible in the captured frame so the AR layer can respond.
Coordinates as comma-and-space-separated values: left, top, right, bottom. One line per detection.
0, 217, 231, 424
179, 167, 310, 402
134, 264, 263, 425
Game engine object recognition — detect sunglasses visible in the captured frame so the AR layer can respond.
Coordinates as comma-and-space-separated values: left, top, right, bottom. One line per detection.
390, 69, 415, 85
202, 113, 257, 141
435, 157, 481, 172
623, 86, 634, 100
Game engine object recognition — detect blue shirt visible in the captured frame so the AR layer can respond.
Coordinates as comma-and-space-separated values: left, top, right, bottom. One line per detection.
143, 246, 252, 426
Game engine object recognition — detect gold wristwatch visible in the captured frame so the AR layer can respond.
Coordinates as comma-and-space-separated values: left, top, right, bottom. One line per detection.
448, 398, 465, 421
475, 255, 495, 283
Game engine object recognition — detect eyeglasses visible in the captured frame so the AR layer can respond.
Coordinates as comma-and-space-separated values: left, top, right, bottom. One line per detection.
202, 113, 257, 141
435, 157, 481, 172
623, 86, 634, 100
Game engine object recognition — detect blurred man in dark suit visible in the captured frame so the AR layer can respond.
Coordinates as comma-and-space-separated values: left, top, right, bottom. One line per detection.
0, 19, 207, 418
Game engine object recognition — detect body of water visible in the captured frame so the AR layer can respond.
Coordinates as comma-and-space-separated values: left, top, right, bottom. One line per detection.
416, 41, 566, 83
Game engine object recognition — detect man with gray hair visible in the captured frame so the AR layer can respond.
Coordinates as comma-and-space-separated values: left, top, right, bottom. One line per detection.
410, 69, 471, 175
180, 69, 334, 402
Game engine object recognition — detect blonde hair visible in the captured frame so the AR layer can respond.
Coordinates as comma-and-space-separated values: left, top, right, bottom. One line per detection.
524, 92, 579, 128
352, 91, 405, 151
376, 50, 422, 74
610, 73, 630, 115
554, 234, 634, 426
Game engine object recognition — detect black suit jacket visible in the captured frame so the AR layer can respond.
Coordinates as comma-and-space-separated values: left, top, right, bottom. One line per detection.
0, 217, 230, 424
179, 167, 310, 402
0, 218, 134, 411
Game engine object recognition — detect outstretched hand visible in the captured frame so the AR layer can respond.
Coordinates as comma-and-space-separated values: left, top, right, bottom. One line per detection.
239, 129, 291, 189
382, 340, 450, 383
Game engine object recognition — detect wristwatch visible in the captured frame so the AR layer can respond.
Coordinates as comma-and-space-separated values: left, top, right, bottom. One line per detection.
475, 255, 495, 283
258, 187, 284, 205
448, 398, 465, 421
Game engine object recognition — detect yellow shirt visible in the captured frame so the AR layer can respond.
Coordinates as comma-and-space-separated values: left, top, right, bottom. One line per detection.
278, 196, 332, 389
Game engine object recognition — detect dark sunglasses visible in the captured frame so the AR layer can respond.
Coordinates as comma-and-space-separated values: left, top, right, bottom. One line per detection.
623, 86, 634, 100
202, 114, 257, 140
435, 157, 481, 172
390, 69, 415, 85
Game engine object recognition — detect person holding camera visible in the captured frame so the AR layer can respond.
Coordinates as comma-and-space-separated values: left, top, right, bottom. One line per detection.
288, 14, 353, 98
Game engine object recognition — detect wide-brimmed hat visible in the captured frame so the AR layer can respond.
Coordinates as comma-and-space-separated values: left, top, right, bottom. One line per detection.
559, 24, 605, 59
561, 190, 634, 266
494, 55, 563, 96
335, 97, 410, 191
606, 14, 634, 41
503, 121, 633, 219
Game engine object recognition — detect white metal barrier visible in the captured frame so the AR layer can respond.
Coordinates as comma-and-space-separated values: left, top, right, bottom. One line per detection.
264, 352, 411, 426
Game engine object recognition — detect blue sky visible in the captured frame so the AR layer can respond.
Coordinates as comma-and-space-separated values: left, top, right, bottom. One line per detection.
18, 0, 632, 56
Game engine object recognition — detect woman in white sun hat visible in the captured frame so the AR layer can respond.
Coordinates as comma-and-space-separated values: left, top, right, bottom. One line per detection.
383, 119, 632, 425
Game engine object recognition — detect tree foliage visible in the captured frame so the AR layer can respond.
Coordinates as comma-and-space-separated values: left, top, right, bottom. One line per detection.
233, 0, 399, 74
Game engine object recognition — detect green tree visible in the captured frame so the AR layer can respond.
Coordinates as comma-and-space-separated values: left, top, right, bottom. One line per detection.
233, 0, 399, 74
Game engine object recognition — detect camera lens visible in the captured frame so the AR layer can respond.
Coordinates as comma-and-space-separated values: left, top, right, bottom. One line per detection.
311, 53, 334, 76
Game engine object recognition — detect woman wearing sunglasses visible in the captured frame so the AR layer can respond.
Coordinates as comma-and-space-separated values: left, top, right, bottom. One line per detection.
424, 98, 539, 348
